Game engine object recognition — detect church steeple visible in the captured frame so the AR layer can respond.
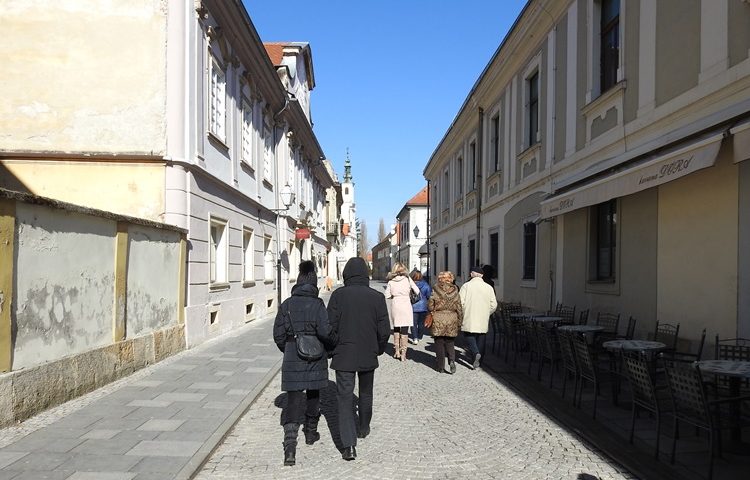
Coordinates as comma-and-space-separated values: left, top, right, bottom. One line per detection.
343, 148, 352, 183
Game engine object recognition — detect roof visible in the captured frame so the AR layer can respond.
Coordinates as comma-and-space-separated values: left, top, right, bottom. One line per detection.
405, 186, 428, 206
263, 43, 284, 66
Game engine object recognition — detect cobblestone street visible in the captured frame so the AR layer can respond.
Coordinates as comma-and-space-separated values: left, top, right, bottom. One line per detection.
197, 317, 635, 479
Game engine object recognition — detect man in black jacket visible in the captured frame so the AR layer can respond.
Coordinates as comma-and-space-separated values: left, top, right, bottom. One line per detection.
327, 257, 390, 461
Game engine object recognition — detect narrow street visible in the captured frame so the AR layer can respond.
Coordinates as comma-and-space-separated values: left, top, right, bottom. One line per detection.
196, 282, 634, 480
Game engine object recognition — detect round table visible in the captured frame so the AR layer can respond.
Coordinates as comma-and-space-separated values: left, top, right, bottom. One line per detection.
557, 325, 605, 334
601, 339, 667, 352
698, 360, 750, 447
533, 316, 563, 325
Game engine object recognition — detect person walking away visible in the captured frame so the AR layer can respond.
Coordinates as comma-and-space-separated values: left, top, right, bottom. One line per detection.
328, 257, 390, 461
481, 264, 495, 289
409, 270, 432, 345
272, 261, 337, 466
428, 271, 463, 373
459, 265, 498, 369
385, 262, 420, 360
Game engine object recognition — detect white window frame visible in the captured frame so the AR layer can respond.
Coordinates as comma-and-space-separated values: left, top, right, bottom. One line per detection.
455, 156, 463, 198
242, 227, 254, 284
208, 54, 227, 142
586, 0, 625, 103
263, 118, 273, 183
523, 65, 541, 150
209, 215, 229, 287
241, 97, 254, 168
263, 236, 274, 282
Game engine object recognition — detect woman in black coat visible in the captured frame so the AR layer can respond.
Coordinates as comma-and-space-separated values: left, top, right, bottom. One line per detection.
273, 261, 337, 466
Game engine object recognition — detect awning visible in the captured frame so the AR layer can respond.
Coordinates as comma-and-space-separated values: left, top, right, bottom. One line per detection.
540, 132, 724, 219
732, 120, 750, 164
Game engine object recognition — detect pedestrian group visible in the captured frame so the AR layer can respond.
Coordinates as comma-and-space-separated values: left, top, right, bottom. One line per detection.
272, 257, 497, 466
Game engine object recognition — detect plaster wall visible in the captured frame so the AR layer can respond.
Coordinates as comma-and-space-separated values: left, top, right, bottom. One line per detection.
126, 225, 181, 337
13, 203, 115, 370
655, 0, 701, 106
1, 0, 167, 154
657, 149, 738, 341
0, 161, 166, 221
739, 159, 750, 337
729, 0, 750, 68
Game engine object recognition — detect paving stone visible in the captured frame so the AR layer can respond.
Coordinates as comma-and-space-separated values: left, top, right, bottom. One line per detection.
136, 419, 185, 432
81, 429, 121, 440
0, 453, 27, 470
4, 452, 69, 471
128, 455, 188, 473
125, 440, 202, 457
67, 472, 136, 480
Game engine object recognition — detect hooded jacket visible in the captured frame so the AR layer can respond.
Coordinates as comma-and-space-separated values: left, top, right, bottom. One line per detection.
327, 257, 391, 372
273, 282, 337, 392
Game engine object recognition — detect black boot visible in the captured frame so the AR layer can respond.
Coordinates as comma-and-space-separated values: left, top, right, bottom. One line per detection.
283, 423, 299, 466
303, 414, 321, 445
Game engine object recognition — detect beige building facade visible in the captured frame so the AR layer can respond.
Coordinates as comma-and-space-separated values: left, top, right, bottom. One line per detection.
424, 0, 750, 344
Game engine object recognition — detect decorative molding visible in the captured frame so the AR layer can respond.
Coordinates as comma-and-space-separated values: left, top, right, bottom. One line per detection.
195, 1, 208, 19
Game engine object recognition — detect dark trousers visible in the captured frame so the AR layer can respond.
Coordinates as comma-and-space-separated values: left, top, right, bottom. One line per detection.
464, 332, 487, 359
411, 311, 427, 340
335, 369, 374, 448
281, 389, 320, 425
434, 336, 456, 369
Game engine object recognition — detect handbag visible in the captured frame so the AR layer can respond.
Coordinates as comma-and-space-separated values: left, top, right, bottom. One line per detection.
424, 312, 433, 328
409, 280, 421, 305
286, 307, 324, 362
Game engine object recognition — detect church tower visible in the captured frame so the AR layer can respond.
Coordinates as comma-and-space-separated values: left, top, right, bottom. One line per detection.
340, 151, 358, 261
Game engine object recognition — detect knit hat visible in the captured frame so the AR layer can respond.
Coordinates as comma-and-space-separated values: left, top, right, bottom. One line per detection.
296, 260, 317, 286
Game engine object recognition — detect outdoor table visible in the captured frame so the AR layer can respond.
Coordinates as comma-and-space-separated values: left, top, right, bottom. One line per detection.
557, 325, 605, 334
510, 312, 546, 320
601, 339, 666, 352
698, 359, 750, 446
533, 316, 563, 325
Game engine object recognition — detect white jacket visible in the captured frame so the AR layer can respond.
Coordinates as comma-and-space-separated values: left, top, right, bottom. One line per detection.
459, 277, 498, 333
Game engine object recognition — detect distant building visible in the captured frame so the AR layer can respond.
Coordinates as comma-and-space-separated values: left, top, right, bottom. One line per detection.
395, 186, 429, 274
372, 233, 395, 280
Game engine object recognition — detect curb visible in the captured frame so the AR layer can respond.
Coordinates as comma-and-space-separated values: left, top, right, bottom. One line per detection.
176, 356, 283, 480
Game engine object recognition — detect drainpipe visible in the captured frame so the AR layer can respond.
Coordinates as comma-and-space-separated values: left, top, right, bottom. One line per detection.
476, 107, 484, 266
426, 179, 431, 280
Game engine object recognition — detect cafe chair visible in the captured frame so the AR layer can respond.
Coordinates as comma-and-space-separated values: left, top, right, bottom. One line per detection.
537, 324, 561, 387
595, 312, 621, 342
558, 329, 579, 402
662, 358, 750, 480
490, 311, 502, 354
572, 333, 616, 419
622, 351, 672, 459
554, 303, 576, 326
713, 335, 750, 394
669, 328, 707, 362
654, 321, 680, 353
578, 309, 590, 326
525, 319, 542, 375
617, 316, 637, 340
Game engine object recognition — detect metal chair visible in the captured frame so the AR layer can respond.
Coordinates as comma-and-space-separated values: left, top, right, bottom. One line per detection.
670, 328, 707, 362
620, 316, 637, 340
572, 333, 615, 419
537, 324, 561, 387
714, 335, 750, 392
554, 304, 576, 326
662, 358, 750, 480
490, 312, 502, 353
558, 329, 579, 402
525, 319, 542, 375
622, 351, 671, 459
654, 321, 680, 352
578, 309, 590, 325
595, 312, 620, 338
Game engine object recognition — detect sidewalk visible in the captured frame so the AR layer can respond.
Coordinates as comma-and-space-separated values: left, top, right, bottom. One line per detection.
0, 307, 290, 480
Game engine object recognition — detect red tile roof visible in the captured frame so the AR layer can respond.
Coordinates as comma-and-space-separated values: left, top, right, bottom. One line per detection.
406, 186, 429, 206
263, 43, 286, 66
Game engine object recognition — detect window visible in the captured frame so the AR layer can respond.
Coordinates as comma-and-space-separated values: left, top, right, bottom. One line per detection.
468, 239, 476, 271
444, 245, 449, 271
432, 250, 437, 277
591, 200, 617, 280
263, 122, 273, 182
209, 217, 228, 284
489, 232, 499, 279
209, 56, 226, 141
242, 228, 254, 282
456, 243, 463, 277
264, 236, 274, 281
469, 142, 476, 190
527, 72, 539, 147
241, 99, 253, 166
443, 170, 450, 209
456, 157, 463, 197
600, 0, 620, 93
491, 115, 500, 172
522, 222, 537, 281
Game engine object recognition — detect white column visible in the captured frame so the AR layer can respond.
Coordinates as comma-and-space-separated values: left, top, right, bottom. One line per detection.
637, 0, 656, 115
699, 0, 729, 82
503, 87, 512, 191
509, 78, 518, 187
565, 1, 578, 157
555, 215, 564, 304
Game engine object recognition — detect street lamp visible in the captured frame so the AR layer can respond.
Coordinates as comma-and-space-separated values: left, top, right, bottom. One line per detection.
273, 184, 296, 307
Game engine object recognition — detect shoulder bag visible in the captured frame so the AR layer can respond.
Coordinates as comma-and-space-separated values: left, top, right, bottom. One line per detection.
409, 279, 421, 305
286, 307, 324, 362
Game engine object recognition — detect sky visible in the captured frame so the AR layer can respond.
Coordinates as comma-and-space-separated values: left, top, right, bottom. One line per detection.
244, 0, 528, 248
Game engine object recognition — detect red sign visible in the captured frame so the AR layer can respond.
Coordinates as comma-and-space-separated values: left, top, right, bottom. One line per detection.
295, 228, 311, 240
